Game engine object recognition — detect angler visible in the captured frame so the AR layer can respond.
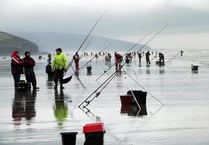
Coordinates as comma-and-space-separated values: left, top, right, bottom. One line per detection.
52, 48, 68, 90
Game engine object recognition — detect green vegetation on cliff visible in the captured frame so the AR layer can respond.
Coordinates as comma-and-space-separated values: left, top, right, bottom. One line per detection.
0, 31, 39, 55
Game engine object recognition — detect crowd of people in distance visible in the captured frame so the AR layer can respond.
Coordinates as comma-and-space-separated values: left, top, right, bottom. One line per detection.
11, 48, 169, 91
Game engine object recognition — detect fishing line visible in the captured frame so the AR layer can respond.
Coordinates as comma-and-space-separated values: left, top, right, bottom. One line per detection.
66, 14, 103, 71
77, 24, 168, 144
126, 64, 154, 114
116, 67, 166, 144
96, 24, 168, 81
97, 59, 106, 72
82, 36, 95, 53
71, 44, 110, 76
165, 51, 180, 65
64, 15, 104, 90
68, 44, 111, 116
78, 71, 117, 112
70, 65, 87, 91
69, 46, 111, 119
78, 109, 129, 145
117, 79, 148, 144
124, 70, 164, 107
96, 31, 152, 81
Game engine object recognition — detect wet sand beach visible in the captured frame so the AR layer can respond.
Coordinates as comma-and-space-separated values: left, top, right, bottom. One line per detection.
0, 49, 209, 145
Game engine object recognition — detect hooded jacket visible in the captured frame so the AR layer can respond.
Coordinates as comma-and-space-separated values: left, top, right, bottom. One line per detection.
11, 51, 23, 74
52, 52, 68, 70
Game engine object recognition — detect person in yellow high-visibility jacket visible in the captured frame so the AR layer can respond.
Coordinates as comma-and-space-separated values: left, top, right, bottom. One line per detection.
52, 48, 68, 89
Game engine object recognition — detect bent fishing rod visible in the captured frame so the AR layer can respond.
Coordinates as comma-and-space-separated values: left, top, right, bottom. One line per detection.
96, 31, 151, 81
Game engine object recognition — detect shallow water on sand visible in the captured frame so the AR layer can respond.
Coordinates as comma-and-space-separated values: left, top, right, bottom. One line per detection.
0, 49, 209, 145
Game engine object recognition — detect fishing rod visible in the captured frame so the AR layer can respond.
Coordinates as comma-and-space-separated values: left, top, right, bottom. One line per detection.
165, 51, 180, 65
63, 44, 110, 90
67, 15, 103, 69
82, 36, 95, 53
62, 40, 96, 87
126, 56, 165, 110
150, 52, 158, 62
64, 15, 103, 88
96, 24, 168, 81
78, 70, 117, 110
81, 24, 168, 106
96, 31, 151, 81
70, 65, 87, 90
124, 70, 164, 106
77, 16, 103, 54
137, 24, 168, 52
78, 73, 116, 117
79, 24, 168, 116
78, 59, 129, 117
134, 24, 168, 64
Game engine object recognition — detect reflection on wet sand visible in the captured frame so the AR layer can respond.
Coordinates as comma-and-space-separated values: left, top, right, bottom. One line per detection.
120, 90, 148, 117
159, 67, 165, 74
146, 67, 150, 74
12, 90, 37, 126
121, 104, 147, 116
53, 89, 68, 127
46, 77, 54, 89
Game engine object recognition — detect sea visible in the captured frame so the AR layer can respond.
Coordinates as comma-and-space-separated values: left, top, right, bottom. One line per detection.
0, 48, 209, 145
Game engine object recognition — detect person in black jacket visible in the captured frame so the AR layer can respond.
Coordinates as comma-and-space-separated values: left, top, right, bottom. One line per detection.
159, 52, 165, 65
145, 51, 151, 66
11, 51, 23, 89
22, 51, 39, 90
45, 53, 54, 80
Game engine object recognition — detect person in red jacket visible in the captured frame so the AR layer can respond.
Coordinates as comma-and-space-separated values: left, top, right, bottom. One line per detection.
22, 51, 39, 90
73, 52, 80, 75
11, 51, 23, 89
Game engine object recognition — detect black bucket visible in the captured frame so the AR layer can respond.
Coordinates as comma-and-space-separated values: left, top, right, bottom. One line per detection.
191, 64, 198, 73
84, 131, 105, 145
127, 90, 147, 104
83, 122, 105, 145
16, 80, 31, 91
86, 66, 92, 75
60, 132, 78, 145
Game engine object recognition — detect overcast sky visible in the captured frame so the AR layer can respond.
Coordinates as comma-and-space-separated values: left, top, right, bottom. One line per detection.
1, 0, 209, 49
